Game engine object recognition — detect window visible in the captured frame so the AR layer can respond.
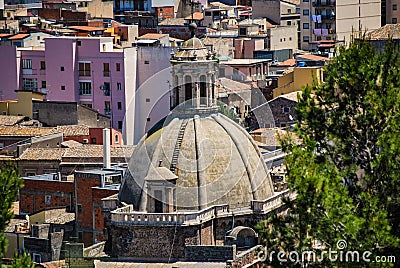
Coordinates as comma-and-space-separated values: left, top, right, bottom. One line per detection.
303, 9, 309, 15
116, 63, 121, 71
287, 9, 291, 14
41, 80, 46, 89
61, 85, 65, 90
239, 27, 247, 36
91, 138, 97, 144
77, 40, 81, 46
144, 60, 149, 64
303, 36, 310, 42
117, 82, 122, 91
45, 195, 51, 205
219, 67, 225, 77
392, 18, 398, 24
393, 4, 397, 10
40, 61, 46, 70
60, 66, 64, 71
118, 121, 123, 129
104, 101, 111, 115
79, 82, 92, 95
78, 204, 83, 213
22, 78, 37, 91
103, 82, 110, 96
289, 37, 292, 41
103, 63, 110, 77
117, 102, 122, 110
115, 134, 119, 143
303, 0, 309, 2
79, 62, 91, 76
32, 253, 41, 263
22, 59, 32, 69
303, 23, 309, 29
147, 117, 151, 122
146, 98, 150, 102
287, 21, 292, 26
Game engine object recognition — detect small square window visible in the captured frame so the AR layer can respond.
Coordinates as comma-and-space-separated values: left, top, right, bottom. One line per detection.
144, 60, 149, 64
147, 117, 151, 122
61, 66, 64, 71
392, 18, 397, 24
287, 21, 292, 26
61, 85, 65, 90
91, 138, 96, 144
146, 98, 150, 102
303, 0, 309, 2
77, 40, 81, 46
303, 23, 309, 29
303, 36, 310, 42
303, 9, 309, 16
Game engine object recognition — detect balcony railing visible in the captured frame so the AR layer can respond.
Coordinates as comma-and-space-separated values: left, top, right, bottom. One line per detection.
22, 68, 37, 75
79, 70, 91, 77
103, 71, 110, 77
104, 109, 112, 115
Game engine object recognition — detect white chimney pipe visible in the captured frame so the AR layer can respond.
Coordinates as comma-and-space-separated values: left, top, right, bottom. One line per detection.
103, 128, 111, 169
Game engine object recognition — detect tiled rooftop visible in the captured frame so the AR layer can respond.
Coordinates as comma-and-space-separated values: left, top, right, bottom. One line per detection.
0, 126, 57, 137
138, 33, 168, 40
19, 148, 67, 161
17, 145, 134, 160
367, 23, 400, 40
56, 125, 89, 137
0, 115, 26, 126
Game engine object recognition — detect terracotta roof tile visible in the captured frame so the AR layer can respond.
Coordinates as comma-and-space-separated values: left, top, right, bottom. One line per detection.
0, 126, 57, 137
8, 34, 30, 40
69, 26, 105, 31
279, 58, 296, 66
56, 125, 89, 137
367, 23, 400, 40
0, 115, 26, 126
138, 33, 168, 39
297, 54, 329, 61
18, 148, 67, 161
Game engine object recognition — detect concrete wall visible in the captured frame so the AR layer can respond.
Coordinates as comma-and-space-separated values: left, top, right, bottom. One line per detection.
268, 26, 298, 51
252, 0, 280, 23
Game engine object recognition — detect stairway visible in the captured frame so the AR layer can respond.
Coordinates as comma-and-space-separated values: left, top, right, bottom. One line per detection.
170, 119, 189, 173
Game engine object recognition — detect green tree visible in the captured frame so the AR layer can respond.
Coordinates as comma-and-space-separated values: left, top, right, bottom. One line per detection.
0, 164, 34, 267
257, 39, 400, 267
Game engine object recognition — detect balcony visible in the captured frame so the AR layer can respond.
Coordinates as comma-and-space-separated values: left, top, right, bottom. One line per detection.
321, 14, 335, 20
103, 71, 110, 77
312, 1, 335, 7
79, 71, 91, 77
22, 68, 37, 75
104, 109, 112, 115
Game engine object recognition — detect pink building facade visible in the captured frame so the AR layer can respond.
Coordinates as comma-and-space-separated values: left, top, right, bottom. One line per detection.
0, 37, 173, 145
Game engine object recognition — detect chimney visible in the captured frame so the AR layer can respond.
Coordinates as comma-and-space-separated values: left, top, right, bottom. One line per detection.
103, 128, 111, 169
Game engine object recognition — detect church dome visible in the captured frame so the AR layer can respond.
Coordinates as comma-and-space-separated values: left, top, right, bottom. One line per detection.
182, 37, 205, 49
119, 113, 275, 211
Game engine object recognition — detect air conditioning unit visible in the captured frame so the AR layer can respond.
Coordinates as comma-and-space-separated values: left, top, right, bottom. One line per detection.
83, 139, 89, 144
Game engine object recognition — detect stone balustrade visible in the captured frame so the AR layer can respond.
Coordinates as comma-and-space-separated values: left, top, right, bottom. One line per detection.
111, 191, 294, 226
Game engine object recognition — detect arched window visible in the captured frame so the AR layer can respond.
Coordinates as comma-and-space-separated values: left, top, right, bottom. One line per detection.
200, 75, 207, 105
174, 75, 179, 106
184, 76, 192, 102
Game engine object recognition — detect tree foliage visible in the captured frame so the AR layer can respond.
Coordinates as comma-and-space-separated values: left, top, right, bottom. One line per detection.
0, 164, 34, 267
257, 39, 400, 267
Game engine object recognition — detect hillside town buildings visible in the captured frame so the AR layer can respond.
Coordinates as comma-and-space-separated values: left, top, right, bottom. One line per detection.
0, 0, 395, 265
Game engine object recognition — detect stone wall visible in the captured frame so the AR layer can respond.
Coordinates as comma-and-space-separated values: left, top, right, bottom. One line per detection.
185, 245, 236, 262
110, 225, 199, 260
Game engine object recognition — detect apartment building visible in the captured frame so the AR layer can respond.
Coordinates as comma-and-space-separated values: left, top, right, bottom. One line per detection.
385, 0, 400, 24
300, 0, 381, 50
0, 37, 173, 144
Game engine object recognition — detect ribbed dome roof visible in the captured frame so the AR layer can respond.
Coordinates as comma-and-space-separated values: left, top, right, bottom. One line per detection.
119, 113, 275, 211
182, 37, 205, 48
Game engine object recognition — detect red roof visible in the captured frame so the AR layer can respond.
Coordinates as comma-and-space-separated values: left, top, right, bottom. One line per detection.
0, 34, 12, 38
298, 54, 329, 61
69, 26, 105, 31
138, 33, 168, 39
8, 34, 30, 40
